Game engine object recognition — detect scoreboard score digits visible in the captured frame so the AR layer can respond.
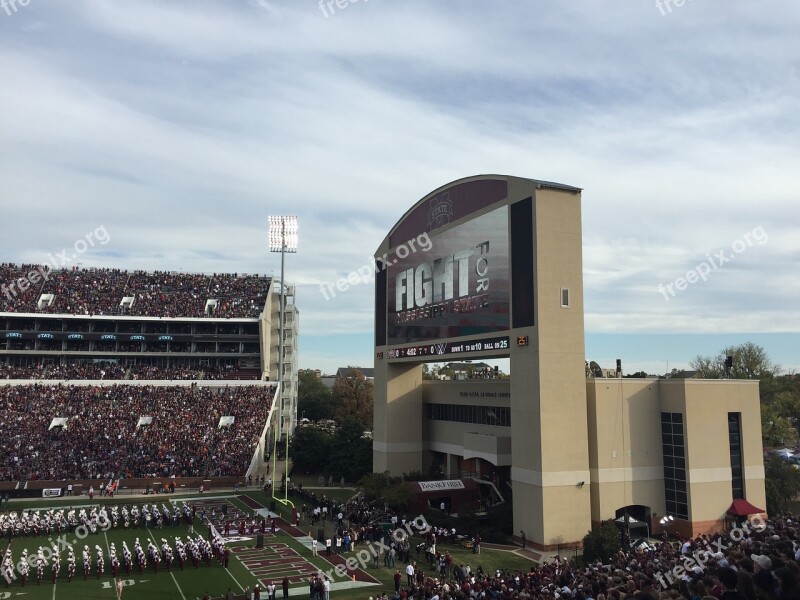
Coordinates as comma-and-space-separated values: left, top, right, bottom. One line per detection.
387, 336, 509, 360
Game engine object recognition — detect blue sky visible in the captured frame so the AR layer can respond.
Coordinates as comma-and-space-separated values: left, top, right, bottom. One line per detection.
1, 1, 798, 375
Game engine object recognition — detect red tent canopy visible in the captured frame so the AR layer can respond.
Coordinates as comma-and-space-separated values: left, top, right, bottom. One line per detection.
727, 499, 765, 516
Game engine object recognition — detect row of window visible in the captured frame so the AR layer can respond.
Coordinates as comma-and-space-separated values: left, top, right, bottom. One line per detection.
427, 403, 511, 427
729, 413, 744, 500
661, 412, 689, 519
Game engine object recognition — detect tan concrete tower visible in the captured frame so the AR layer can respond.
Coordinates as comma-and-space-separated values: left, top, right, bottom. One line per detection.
373, 175, 591, 550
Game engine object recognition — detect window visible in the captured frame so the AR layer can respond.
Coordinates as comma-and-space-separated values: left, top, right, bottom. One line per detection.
561, 288, 570, 308
426, 404, 510, 427
661, 412, 688, 519
729, 413, 744, 500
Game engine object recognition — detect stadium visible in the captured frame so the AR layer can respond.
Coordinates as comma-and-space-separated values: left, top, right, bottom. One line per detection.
0, 203, 791, 600
0, 265, 312, 597
0, 265, 300, 487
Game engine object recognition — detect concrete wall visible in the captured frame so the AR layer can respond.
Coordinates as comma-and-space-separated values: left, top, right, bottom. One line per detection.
587, 378, 766, 537
510, 185, 591, 550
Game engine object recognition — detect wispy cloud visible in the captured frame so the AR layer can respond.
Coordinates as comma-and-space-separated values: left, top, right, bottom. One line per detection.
1, 0, 798, 374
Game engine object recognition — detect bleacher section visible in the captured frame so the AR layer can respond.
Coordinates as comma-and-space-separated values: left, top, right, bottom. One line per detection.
0, 263, 273, 380
0, 264, 270, 318
0, 383, 274, 482
0, 362, 253, 380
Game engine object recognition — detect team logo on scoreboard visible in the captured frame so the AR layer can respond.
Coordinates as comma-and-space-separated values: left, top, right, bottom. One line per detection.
426, 192, 453, 231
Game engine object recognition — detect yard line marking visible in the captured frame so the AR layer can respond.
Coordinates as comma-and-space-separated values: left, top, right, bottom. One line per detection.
147, 529, 186, 600
224, 559, 246, 592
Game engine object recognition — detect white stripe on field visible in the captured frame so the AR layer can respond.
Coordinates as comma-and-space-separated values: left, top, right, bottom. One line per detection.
147, 529, 186, 600
225, 563, 246, 592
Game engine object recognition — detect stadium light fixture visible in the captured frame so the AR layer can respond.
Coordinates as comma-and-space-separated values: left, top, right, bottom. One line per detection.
269, 215, 297, 508
269, 216, 298, 253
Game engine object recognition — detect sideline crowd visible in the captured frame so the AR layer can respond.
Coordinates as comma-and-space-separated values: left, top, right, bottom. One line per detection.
385, 515, 799, 600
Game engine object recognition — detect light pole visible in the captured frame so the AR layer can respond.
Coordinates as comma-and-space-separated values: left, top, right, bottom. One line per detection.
269, 215, 297, 507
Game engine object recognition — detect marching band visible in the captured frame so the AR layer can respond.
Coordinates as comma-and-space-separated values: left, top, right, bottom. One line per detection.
0, 501, 231, 588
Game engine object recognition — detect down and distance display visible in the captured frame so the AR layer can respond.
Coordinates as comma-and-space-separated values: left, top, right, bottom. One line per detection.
388, 335, 509, 359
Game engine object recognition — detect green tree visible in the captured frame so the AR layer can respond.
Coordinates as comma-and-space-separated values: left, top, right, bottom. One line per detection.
582, 520, 621, 563
764, 455, 800, 514
289, 426, 332, 473
690, 342, 780, 380
359, 471, 414, 510
327, 416, 372, 483
298, 370, 336, 421
624, 371, 649, 378
761, 403, 795, 447
360, 472, 395, 501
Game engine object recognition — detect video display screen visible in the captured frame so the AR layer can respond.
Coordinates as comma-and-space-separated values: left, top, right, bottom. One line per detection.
387, 206, 510, 345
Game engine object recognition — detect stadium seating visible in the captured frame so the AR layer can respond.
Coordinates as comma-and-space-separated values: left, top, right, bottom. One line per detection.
0, 362, 257, 381
0, 264, 270, 318
0, 384, 274, 481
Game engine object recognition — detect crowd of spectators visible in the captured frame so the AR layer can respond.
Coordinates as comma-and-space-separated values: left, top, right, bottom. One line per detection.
0, 383, 273, 481
0, 263, 48, 313
40, 267, 129, 316
387, 514, 800, 600
0, 361, 259, 380
0, 264, 271, 318
128, 364, 240, 380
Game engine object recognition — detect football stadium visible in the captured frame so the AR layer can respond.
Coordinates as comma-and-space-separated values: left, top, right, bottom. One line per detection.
0, 182, 784, 600
0, 266, 313, 599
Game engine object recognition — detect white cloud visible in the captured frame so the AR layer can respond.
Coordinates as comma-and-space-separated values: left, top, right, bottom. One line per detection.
1, 0, 798, 367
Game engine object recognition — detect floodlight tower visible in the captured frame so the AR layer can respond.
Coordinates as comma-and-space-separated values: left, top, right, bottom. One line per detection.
269, 215, 297, 506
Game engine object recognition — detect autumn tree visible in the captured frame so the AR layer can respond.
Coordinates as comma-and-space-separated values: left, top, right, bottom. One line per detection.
332, 368, 374, 429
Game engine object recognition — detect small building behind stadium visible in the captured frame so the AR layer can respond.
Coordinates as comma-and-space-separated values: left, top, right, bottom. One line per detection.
372, 175, 766, 550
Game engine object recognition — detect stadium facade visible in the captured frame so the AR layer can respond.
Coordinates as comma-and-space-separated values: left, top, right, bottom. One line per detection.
373, 175, 766, 550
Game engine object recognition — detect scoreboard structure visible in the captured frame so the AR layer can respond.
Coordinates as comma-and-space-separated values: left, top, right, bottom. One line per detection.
373, 175, 591, 550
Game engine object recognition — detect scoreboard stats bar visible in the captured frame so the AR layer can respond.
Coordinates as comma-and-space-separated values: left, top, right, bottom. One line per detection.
387, 335, 509, 360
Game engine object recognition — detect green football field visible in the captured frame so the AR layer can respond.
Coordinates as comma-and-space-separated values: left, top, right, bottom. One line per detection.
0, 493, 379, 600
1, 491, 537, 600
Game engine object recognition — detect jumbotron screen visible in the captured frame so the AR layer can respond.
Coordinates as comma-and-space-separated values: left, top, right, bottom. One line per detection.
387, 206, 510, 345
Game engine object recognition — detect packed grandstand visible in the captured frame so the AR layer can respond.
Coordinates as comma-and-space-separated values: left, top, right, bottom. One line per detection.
0, 263, 286, 490
0, 384, 274, 481
0, 362, 243, 380
0, 262, 282, 381
0, 263, 270, 318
